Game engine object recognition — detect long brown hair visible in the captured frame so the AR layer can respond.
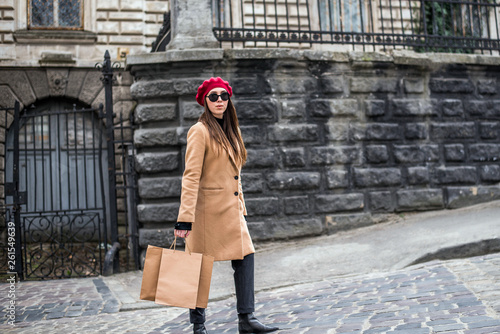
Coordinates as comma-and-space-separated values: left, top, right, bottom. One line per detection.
199, 99, 247, 166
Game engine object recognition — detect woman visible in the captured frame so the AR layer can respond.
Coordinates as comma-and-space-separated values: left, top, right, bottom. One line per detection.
174, 77, 279, 334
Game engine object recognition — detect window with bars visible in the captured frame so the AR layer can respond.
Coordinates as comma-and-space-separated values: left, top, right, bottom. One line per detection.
318, 0, 370, 33
29, 0, 83, 30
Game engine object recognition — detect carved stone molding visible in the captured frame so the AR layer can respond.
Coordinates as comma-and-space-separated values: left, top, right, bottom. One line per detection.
47, 69, 69, 96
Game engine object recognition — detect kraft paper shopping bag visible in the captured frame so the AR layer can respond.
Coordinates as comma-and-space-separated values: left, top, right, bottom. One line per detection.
139, 245, 163, 301
140, 238, 214, 309
154, 247, 203, 309
197, 253, 214, 308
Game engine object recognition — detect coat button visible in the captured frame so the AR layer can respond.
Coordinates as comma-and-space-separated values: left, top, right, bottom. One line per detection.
234, 192, 238, 196
234, 176, 239, 180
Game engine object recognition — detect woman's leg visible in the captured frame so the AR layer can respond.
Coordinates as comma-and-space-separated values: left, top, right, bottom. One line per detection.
232, 253, 278, 333
189, 307, 206, 324
232, 253, 255, 314
190, 308, 208, 334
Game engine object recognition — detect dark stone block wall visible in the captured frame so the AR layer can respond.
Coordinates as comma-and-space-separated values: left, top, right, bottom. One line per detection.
128, 50, 500, 248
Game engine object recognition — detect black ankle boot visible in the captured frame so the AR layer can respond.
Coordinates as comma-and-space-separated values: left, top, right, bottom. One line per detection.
193, 323, 208, 334
238, 313, 279, 333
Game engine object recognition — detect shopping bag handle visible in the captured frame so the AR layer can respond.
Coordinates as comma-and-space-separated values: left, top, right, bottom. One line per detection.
170, 235, 177, 251
169, 235, 192, 255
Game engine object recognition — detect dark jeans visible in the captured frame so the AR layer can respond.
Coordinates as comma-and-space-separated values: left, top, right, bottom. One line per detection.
190, 253, 255, 324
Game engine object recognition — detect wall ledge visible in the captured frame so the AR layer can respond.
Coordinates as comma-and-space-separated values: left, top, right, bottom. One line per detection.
127, 48, 500, 69
0, 59, 123, 69
225, 48, 302, 60
126, 48, 224, 68
13, 29, 97, 45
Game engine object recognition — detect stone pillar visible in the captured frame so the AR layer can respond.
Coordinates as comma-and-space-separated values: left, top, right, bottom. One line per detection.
167, 0, 219, 50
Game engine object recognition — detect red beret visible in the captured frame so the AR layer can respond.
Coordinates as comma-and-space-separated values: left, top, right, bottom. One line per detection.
196, 77, 233, 106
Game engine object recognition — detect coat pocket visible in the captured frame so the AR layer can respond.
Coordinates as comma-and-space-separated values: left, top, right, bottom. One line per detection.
201, 187, 224, 192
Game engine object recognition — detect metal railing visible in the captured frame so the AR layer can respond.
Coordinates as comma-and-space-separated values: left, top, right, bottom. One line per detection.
212, 0, 500, 54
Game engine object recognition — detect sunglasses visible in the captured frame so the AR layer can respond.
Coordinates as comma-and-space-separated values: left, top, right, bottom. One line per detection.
206, 92, 230, 102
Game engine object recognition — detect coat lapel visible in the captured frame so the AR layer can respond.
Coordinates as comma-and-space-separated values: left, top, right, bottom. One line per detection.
205, 122, 241, 171
224, 144, 240, 171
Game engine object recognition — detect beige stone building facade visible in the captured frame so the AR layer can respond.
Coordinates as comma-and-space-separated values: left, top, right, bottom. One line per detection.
0, 0, 169, 62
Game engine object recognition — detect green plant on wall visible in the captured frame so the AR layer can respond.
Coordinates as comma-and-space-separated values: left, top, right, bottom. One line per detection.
412, 0, 493, 53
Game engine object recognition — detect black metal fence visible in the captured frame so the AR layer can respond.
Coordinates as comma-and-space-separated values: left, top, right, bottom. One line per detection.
213, 0, 500, 54
113, 111, 140, 275
98, 51, 141, 275
1, 52, 140, 280
4, 102, 109, 280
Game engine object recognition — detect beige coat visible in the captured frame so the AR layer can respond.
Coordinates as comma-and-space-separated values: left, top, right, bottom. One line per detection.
177, 122, 255, 261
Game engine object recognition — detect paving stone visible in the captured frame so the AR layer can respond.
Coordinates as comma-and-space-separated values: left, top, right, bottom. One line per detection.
467, 320, 500, 329
364, 328, 393, 334
393, 328, 431, 334
396, 322, 426, 330
22, 312, 46, 322
464, 327, 500, 334
64, 311, 83, 317
44, 312, 66, 320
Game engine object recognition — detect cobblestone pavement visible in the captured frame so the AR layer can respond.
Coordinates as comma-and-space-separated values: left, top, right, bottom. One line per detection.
1, 253, 500, 334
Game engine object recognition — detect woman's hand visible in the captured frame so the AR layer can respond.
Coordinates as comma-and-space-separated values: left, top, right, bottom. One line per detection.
174, 229, 190, 238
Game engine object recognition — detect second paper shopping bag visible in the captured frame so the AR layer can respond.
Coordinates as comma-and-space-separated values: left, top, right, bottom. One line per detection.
154, 242, 214, 309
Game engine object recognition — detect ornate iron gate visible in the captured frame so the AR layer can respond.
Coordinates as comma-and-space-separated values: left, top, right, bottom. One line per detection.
4, 102, 109, 279
1, 51, 140, 280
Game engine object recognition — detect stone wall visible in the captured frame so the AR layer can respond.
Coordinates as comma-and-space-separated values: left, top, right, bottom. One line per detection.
127, 49, 500, 249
